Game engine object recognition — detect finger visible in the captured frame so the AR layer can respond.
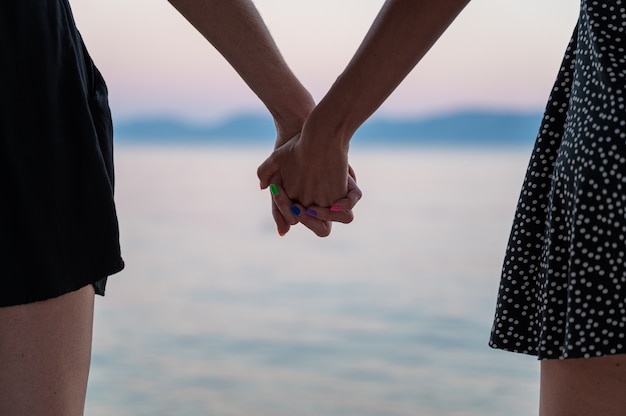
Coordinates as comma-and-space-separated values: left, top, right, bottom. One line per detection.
303, 175, 361, 224
271, 201, 291, 236
348, 164, 357, 182
342, 174, 363, 210
291, 202, 333, 237
303, 218, 332, 237
257, 152, 279, 189
304, 206, 354, 224
268, 176, 299, 226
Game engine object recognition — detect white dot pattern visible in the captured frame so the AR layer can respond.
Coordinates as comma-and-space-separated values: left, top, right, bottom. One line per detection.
489, 0, 626, 359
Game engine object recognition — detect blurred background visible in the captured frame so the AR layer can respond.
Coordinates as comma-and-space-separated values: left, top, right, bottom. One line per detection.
72, 0, 578, 122
68, 1, 580, 415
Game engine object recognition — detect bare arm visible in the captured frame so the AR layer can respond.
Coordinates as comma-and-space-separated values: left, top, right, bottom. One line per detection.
168, 0, 313, 143
168, 0, 358, 236
312, 0, 470, 147
258, 0, 470, 208
168, 0, 310, 235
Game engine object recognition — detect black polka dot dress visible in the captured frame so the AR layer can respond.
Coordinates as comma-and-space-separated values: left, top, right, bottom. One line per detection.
489, 0, 626, 359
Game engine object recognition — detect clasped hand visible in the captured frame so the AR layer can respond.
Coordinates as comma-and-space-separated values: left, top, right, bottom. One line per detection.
257, 131, 361, 237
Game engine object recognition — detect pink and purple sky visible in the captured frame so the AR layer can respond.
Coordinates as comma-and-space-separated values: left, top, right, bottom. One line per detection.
71, 0, 579, 122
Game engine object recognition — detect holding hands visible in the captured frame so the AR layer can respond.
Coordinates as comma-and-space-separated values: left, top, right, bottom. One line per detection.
258, 117, 362, 237
253, 0, 469, 237
170, 0, 469, 237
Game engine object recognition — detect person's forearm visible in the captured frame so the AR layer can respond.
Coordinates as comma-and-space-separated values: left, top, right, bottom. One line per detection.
307, 0, 470, 149
168, 0, 314, 141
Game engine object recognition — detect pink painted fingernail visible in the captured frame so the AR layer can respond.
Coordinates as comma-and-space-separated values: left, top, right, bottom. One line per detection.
330, 205, 343, 212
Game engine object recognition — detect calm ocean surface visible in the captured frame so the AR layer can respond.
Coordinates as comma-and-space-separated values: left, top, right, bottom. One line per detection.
87, 144, 539, 416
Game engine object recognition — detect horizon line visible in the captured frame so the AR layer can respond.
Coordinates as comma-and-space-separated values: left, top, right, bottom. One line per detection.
113, 107, 545, 124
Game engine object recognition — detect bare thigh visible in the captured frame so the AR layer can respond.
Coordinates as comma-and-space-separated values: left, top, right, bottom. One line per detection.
0, 285, 95, 416
540, 354, 626, 416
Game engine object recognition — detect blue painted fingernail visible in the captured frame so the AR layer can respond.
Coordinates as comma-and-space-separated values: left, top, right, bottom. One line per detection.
290, 205, 301, 216
305, 209, 318, 217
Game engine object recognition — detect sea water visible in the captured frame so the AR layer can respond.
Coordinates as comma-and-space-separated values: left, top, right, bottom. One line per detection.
86, 144, 539, 416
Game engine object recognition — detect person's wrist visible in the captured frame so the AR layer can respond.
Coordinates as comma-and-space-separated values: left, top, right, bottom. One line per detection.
270, 90, 315, 147
303, 100, 353, 153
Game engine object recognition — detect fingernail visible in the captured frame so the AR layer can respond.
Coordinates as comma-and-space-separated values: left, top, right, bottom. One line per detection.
330, 205, 343, 212
269, 184, 279, 196
278, 231, 286, 237
305, 209, 318, 217
290, 205, 301, 216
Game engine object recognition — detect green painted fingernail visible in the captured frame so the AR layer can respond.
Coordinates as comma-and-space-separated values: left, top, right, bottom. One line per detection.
269, 184, 279, 196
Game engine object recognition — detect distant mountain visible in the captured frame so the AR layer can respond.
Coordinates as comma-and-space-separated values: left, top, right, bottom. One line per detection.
114, 114, 274, 143
114, 110, 543, 147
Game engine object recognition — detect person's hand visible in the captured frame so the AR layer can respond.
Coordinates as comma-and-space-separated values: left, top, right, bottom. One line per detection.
264, 177, 331, 237
271, 113, 339, 237
259, 132, 349, 208
263, 168, 361, 237
299, 166, 361, 223
258, 131, 361, 237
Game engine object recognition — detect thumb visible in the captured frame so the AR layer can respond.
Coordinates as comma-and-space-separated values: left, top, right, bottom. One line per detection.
257, 152, 280, 189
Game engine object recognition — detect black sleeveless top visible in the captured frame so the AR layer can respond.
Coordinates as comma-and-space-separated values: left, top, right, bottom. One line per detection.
0, 0, 124, 306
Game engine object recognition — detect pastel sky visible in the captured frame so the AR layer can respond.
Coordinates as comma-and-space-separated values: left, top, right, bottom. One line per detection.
70, 0, 580, 122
